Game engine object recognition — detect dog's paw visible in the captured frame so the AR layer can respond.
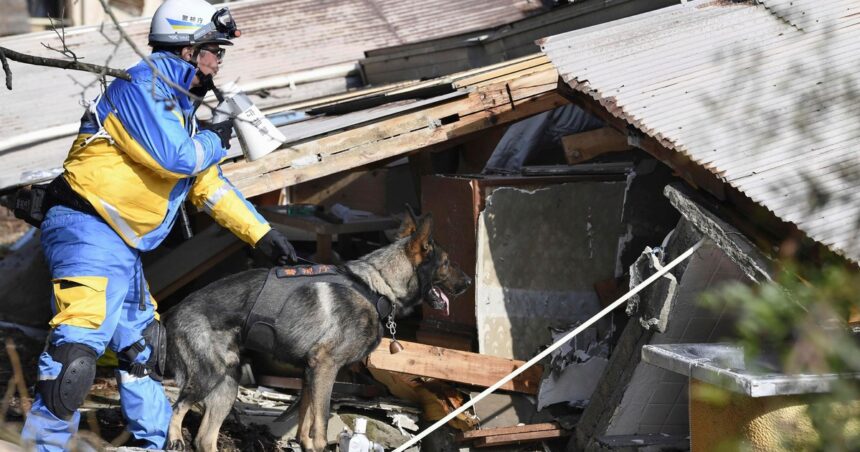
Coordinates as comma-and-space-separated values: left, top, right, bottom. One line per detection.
167, 439, 187, 451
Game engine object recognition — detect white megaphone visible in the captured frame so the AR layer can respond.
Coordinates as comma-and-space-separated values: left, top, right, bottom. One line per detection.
211, 81, 286, 161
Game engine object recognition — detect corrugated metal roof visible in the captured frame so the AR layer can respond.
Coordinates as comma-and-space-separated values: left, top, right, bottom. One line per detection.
541, 0, 860, 263
0, 0, 546, 150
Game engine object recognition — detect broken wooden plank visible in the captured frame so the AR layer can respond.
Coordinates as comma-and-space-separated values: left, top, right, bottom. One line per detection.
457, 423, 560, 441
229, 88, 566, 197
222, 66, 563, 197
368, 367, 479, 431
473, 427, 570, 448
460, 62, 555, 90
365, 338, 543, 395
452, 55, 551, 88
561, 126, 631, 164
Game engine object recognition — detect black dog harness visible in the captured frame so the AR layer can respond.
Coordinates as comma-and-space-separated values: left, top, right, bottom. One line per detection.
241, 265, 392, 353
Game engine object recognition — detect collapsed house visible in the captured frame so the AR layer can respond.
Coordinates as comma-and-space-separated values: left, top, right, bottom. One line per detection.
2, 0, 860, 450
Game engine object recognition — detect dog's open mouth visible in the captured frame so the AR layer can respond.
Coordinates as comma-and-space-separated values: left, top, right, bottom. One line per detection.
428, 286, 450, 316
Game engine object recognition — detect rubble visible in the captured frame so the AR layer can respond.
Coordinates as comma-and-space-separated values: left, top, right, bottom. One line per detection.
537, 322, 611, 411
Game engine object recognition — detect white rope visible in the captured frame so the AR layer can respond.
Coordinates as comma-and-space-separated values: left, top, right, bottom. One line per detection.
393, 239, 705, 452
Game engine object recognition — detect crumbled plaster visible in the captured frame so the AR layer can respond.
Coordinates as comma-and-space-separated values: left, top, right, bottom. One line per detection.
615, 223, 635, 278
538, 323, 613, 410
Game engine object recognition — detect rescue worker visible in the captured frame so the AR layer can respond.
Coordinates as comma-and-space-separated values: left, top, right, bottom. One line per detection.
20, 0, 296, 449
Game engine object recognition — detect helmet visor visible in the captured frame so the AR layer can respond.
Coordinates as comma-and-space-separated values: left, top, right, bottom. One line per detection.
213, 8, 239, 37
191, 8, 240, 44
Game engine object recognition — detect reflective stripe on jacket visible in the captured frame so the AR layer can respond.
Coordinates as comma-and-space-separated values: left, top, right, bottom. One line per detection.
62, 51, 270, 250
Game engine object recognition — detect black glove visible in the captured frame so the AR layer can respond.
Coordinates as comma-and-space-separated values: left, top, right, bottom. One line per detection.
256, 229, 297, 265
201, 118, 234, 149
189, 71, 216, 98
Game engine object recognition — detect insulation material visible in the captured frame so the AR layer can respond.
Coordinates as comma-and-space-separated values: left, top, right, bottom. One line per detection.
482, 104, 603, 174
475, 182, 627, 360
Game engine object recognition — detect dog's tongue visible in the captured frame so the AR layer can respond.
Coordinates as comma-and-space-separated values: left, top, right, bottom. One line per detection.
432, 287, 450, 316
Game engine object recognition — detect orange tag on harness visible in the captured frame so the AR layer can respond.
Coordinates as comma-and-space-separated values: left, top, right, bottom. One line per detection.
275, 264, 338, 278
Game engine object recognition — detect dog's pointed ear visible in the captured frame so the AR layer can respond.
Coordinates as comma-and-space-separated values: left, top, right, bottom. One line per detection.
407, 214, 433, 261
397, 212, 418, 239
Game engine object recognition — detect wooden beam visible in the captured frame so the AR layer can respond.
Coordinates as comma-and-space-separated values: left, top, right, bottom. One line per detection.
457, 423, 560, 441
473, 427, 570, 448
365, 338, 543, 395
222, 67, 564, 198
452, 56, 551, 88
229, 68, 555, 179
230, 92, 566, 196
561, 127, 631, 164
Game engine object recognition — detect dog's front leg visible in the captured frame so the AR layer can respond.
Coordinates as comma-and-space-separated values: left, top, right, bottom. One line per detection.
307, 357, 338, 451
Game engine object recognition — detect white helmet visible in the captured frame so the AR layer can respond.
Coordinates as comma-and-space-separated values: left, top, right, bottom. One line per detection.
149, 0, 241, 47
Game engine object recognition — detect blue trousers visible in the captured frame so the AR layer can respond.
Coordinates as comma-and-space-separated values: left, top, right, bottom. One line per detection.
21, 206, 171, 451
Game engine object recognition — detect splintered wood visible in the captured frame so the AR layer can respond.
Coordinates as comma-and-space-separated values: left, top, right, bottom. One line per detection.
365, 338, 542, 395
222, 56, 565, 197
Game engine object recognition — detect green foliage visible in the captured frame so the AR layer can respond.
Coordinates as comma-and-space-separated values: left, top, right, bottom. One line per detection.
700, 262, 860, 451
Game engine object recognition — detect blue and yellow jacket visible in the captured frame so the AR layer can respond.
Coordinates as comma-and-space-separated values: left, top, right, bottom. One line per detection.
62, 51, 271, 251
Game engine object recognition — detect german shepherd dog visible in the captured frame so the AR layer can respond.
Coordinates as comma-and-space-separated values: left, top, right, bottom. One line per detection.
164, 213, 471, 451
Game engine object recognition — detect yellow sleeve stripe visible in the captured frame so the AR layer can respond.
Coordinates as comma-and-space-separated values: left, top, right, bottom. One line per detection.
170, 109, 185, 128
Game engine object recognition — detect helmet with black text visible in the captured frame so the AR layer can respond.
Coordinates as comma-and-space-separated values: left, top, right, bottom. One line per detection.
148, 0, 241, 48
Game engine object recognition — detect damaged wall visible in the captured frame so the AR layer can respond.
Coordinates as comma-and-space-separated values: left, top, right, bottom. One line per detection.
605, 242, 746, 436
475, 181, 627, 360
574, 182, 777, 450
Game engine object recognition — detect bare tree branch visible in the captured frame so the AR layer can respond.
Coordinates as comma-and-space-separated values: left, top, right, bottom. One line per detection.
0, 45, 130, 85
42, 13, 79, 61
0, 48, 11, 90
5, 338, 30, 416
97, 0, 149, 67
2, 0, 288, 150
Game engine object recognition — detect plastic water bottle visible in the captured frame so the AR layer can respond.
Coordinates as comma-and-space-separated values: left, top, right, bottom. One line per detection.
338, 427, 352, 452
348, 418, 371, 452
339, 418, 385, 452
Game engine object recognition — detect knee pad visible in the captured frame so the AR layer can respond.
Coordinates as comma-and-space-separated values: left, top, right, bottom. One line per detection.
37, 343, 97, 420
118, 320, 166, 381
